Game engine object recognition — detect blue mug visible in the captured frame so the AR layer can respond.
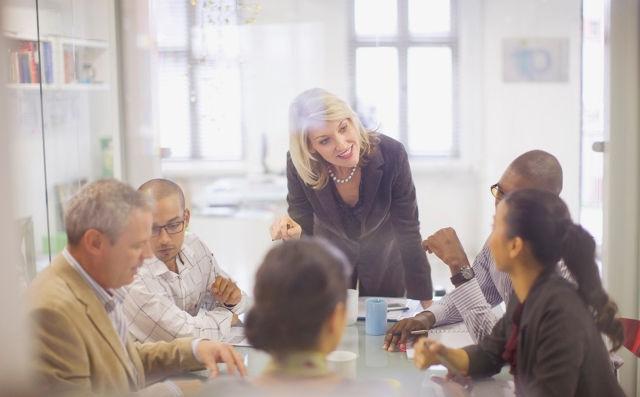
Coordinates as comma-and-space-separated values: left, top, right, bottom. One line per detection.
365, 298, 387, 335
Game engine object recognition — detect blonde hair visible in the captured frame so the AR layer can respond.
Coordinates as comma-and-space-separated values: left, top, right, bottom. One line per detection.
289, 88, 379, 190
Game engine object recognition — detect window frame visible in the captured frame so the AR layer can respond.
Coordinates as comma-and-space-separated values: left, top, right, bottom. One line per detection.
155, 0, 246, 164
348, 0, 460, 159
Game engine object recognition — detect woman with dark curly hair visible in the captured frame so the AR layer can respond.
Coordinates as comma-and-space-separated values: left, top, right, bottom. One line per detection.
413, 189, 624, 397
198, 238, 396, 397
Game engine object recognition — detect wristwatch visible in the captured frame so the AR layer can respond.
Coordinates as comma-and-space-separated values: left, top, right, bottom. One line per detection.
450, 266, 475, 286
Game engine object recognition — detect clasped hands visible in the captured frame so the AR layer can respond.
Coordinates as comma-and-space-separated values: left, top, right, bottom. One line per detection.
210, 275, 242, 306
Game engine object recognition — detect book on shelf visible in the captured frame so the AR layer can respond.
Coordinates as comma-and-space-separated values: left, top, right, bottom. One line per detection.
7, 38, 53, 85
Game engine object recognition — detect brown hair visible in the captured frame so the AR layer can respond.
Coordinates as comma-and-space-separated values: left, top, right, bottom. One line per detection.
244, 238, 351, 355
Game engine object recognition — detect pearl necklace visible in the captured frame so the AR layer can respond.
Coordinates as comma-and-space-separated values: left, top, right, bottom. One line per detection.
328, 166, 357, 184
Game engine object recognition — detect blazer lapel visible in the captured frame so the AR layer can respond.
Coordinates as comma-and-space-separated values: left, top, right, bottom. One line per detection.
53, 256, 139, 387
359, 147, 385, 235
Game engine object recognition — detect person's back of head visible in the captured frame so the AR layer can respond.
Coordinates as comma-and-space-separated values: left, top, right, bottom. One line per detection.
244, 238, 351, 356
65, 179, 152, 245
502, 188, 623, 351
507, 150, 563, 194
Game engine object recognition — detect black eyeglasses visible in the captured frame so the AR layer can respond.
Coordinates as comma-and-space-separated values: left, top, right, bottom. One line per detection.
151, 217, 185, 237
490, 183, 505, 201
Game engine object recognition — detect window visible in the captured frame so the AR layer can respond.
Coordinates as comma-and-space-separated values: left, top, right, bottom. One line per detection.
153, 0, 244, 161
351, 0, 458, 157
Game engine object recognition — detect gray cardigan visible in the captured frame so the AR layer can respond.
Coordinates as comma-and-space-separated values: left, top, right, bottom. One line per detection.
463, 268, 625, 397
286, 134, 433, 300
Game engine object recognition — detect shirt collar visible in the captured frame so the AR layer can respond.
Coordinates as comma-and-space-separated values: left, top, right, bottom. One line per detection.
63, 248, 120, 312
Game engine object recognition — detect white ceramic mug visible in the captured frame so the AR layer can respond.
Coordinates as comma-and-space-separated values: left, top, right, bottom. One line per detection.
327, 350, 358, 379
345, 289, 359, 325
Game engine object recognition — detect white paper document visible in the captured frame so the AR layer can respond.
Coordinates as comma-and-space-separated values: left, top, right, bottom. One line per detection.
357, 297, 423, 322
406, 322, 473, 360
222, 327, 251, 347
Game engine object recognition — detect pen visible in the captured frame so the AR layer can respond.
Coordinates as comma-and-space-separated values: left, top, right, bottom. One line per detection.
410, 329, 429, 335
387, 306, 410, 312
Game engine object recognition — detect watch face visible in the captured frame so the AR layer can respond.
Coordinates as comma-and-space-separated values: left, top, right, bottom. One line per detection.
461, 267, 474, 279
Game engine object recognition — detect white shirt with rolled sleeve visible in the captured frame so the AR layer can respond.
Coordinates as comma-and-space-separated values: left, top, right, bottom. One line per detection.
122, 232, 251, 343
427, 241, 572, 343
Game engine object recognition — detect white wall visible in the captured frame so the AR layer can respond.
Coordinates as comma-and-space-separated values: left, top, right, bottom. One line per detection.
164, 0, 584, 292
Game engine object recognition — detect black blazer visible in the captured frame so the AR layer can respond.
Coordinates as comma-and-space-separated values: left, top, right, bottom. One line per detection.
463, 268, 625, 397
286, 134, 433, 300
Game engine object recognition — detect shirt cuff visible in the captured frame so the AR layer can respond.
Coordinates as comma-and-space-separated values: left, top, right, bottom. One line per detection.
191, 337, 207, 363
163, 380, 184, 397
448, 278, 484, 309
426, 302, 447, 325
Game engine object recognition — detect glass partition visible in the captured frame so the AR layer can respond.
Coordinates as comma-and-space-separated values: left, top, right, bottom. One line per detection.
3, 0, 121, 276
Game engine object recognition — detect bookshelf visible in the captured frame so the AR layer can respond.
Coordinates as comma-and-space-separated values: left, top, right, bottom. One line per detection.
6, 33, 110, 90
5, 0, 121, 266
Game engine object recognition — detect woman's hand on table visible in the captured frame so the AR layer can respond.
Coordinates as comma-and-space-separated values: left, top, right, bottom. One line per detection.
269, 216, 302, 241
196, 340, 247, 378
413, 337, 444, 369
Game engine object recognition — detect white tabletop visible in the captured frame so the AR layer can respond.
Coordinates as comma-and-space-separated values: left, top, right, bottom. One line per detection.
230, 320, 515, 396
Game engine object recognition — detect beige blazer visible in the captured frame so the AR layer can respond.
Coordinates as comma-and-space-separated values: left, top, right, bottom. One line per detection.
27, 254, 203, 396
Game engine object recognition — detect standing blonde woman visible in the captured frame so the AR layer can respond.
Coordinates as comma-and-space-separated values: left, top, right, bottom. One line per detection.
269, 88, 433, 304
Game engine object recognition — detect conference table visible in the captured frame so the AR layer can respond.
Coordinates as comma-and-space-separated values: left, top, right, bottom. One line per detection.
226, 320, 515, 396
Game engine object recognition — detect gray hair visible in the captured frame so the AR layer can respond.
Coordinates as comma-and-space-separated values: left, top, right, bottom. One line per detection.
65, 179, 153, 245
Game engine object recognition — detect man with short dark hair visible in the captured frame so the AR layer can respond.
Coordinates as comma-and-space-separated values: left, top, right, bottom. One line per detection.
122, 178, 250, 343
384, 150, 566, 350
27, 179, 246, 396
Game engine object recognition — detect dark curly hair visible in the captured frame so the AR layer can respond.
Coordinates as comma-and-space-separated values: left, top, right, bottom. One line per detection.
244, 238, 351, 356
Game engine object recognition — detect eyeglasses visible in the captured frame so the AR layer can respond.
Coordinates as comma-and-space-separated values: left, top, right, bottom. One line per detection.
151, 217, 185, 237
490, 183, 506, 201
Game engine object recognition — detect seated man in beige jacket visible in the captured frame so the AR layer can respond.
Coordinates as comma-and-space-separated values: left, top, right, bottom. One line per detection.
26, 179, 246, 396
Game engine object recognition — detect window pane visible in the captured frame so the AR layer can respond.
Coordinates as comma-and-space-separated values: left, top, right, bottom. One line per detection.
354, 0, 397, 36
157, 55, 190, 159
409, 0, 451, 35
407, 47, 453, 155
195, 62, 243, 160
355, 47, 399, 139
152, 0, 188, 49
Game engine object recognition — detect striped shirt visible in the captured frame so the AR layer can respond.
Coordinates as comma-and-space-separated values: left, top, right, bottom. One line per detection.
428, 242, 572, 343
122, 232, 251, 343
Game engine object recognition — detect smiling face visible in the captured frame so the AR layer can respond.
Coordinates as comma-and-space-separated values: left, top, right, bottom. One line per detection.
150, 193, 190, 268
100, 208, 154, 288
307, 119, 361, 170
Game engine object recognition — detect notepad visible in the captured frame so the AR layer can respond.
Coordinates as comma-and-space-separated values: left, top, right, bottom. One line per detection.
223, 327, 251, 347
357, 297, 424, 322
405, 322, 473, 361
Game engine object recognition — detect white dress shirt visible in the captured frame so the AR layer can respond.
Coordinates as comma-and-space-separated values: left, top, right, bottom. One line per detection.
427, 241, 572, 343
122, 232, 251, 343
